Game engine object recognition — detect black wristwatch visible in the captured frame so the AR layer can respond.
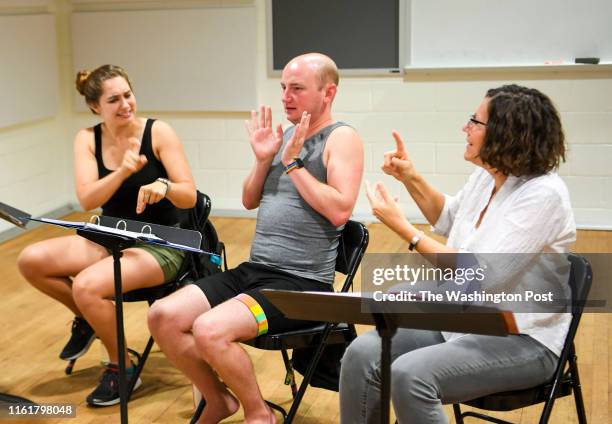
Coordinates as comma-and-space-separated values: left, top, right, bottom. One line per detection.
284, 157, 304, 174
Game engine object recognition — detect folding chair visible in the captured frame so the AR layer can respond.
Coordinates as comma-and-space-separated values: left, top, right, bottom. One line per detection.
453, 253, 592, 424
65, 192, 219, 401
191, 220, 369, 423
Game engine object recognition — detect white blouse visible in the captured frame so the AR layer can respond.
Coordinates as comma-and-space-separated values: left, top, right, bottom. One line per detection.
433, 167, 576, 356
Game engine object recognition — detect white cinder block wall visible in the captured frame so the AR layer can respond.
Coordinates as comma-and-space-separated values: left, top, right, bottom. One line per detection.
0, 0, 74, 236
1, 0, 611, 239
0, 122, 71, 222
164, 1, 612, 228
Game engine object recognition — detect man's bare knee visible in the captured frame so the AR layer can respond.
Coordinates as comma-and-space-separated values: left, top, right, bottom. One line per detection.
192, 315, 230, 361
148, 298, 180, 336
148, 287, 209, 337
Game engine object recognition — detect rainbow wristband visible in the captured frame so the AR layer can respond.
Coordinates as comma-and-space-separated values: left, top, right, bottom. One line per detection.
284, 161, 299, 174
284, 157, 304, 174
236, 293, 269, 336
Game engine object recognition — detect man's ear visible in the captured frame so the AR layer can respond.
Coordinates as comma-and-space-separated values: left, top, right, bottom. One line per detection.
324, 83, 337, 104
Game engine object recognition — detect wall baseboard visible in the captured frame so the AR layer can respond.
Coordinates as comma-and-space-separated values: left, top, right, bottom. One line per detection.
212, 209, 611, 231
210, 208, 257, 219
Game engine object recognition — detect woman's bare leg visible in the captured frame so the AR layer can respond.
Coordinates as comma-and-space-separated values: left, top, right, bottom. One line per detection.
18, 235, 109, 315
72, 247, 166, 368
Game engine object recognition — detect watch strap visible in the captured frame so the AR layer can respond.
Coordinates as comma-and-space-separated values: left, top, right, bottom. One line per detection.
408, 231, 424, 251
156, 177, 171, 196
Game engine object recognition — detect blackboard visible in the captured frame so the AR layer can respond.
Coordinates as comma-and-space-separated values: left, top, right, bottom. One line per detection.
269, 0, 401, 73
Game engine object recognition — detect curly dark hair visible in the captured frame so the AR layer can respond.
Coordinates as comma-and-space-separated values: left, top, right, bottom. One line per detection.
479, 84, 565, 176
75, 65, 133, 114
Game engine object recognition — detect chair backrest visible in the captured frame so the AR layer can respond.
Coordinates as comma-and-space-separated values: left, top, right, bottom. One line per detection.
335, 220, 369, 293
567, 253, 592, 319
545, 253, 592, 393
178, 191, 226, 281
556, 253, 592, 356
178, 190, 212, 232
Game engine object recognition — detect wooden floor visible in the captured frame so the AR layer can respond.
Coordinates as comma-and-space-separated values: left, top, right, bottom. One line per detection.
0, 215, 610, 423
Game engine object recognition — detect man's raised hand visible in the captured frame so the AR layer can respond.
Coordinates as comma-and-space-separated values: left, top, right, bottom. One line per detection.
245, 105, 283, 163
281, 111, 310, 166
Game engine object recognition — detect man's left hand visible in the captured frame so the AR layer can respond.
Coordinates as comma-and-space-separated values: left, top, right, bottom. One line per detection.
281, 111, 310, 166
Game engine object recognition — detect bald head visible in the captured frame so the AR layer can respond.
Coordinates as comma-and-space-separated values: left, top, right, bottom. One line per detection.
285, 53, 339, 89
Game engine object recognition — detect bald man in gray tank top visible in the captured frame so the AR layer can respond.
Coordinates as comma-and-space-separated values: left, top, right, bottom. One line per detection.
148, 53, 364, 423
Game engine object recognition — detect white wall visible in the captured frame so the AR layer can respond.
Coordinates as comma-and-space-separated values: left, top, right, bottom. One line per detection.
0, 0, 74, 236
1, 0, 611, 238
165, 0, 612, 228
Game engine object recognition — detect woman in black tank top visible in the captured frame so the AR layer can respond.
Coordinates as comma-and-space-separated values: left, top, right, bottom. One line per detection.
17, 65, 196, 406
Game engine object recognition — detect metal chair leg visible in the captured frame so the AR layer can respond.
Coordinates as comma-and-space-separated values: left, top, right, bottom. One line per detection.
285, 324, 335, 423
453, 404, 464, 424
190, 398, 206, 424
265, 400, 288, 422
568, 352, 587, 424
64, 358, 77, 375
461, 411, 513, 424
280, 348, 298, 397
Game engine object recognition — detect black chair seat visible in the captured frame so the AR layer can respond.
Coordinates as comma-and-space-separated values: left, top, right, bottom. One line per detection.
122, 280, 183, 303
244, 323, 354, 350
463, 376, 573, 411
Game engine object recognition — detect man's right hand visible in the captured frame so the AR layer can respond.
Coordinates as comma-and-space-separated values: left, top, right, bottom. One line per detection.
119, 137, 148, 176
245, 105, 283, 163
382, 131, 416, 183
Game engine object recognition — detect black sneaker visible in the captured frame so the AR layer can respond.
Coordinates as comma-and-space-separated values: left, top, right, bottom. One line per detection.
59, 317, 96, 360
86, 363, 142, 407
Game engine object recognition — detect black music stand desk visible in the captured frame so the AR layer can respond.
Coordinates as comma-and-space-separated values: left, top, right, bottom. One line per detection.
262, 290, 518, 424
30, 216, 202, 424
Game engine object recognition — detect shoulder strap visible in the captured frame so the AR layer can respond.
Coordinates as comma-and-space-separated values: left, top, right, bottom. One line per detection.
93, 123, 103, 161
93, 123, 108, 175
140, 118, 156, 157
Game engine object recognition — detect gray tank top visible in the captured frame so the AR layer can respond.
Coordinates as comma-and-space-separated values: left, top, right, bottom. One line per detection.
249, 122, 347, 284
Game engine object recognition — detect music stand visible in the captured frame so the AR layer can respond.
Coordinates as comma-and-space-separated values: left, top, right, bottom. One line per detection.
28, 215, 203, 424
262, 290, 518, 424
0, 201, 30, 229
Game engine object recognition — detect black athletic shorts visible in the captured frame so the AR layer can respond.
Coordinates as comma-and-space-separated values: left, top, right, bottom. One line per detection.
190, 262, 333, 335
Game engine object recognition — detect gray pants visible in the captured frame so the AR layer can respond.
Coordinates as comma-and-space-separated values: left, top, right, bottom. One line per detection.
339, 329, 558, 424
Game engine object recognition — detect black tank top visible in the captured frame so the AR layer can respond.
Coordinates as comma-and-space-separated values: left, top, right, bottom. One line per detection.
94, 118, 179, 226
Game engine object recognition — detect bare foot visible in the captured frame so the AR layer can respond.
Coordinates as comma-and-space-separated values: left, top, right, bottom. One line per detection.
196, 390, 240, 424
269, 406, 277, 424
244, 404, 276, 424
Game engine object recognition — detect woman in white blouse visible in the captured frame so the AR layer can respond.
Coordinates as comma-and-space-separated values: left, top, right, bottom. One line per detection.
339, 85, 575, 423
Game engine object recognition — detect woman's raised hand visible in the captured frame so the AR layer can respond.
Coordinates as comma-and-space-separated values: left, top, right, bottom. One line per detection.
382, 131, 416, 183
120, 137, 147, 175
365, 181, 408, 236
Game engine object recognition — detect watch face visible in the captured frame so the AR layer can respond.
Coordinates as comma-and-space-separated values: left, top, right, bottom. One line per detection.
295, 158, 304, 168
